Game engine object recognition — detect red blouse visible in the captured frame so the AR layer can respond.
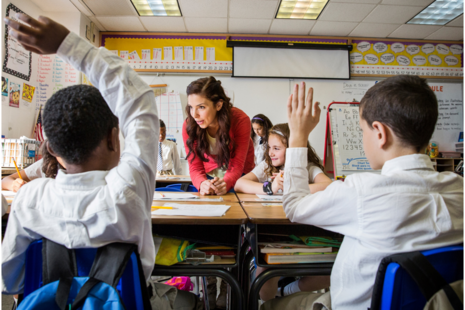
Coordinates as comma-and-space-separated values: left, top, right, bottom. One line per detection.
182, 107, 255, 192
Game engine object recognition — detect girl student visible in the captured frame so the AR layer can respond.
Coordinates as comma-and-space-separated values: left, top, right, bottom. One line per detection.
182, 76, 255, 196
251, 114, 273, 165
235, 123, 331, 195
2, 140, 65, 192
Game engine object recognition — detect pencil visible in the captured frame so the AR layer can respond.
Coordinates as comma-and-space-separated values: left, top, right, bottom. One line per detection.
12, 158, 23, 180
151, 206, 176, 210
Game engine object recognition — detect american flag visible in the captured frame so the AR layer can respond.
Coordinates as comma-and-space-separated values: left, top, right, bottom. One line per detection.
33, 107, 44, 142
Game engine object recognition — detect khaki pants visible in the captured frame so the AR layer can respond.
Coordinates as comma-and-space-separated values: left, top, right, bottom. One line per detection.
158, 169, 174, 176
261, 291, 331, 310
149, 281, 202, 310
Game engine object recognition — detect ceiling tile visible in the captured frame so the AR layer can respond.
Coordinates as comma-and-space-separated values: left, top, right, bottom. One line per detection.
349, 23, 401, 37
363, 5, 424, 24
82, 0, 138, 16
388, 24, 442, 39
96, 16, 146, 31
381, 0, 434, 5
425, 27, 464, 41
229, 0, 279, 19
30, 0, 78, 12
179, 0, 227, 18
330, 0, 381, 3
184, 18, 227, 33
140, 17, 186, 32
319, 3, 376, 22
447, 15, 463, 27
229, 18, 272, 34
269, 19, 316, 35
310, 21, 358, 36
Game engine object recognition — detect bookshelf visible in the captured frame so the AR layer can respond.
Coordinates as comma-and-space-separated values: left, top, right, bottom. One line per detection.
430, 158, 463, 173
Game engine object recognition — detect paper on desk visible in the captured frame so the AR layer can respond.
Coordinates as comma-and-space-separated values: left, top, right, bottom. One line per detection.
151, 204, 231, 217
1, 191, 17, 197
256, 194, 283, 201
154, 193, 198, 200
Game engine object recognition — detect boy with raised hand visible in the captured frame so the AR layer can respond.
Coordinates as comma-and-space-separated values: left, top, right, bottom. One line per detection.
1, 14, 159, 295
262, 76, 463, 310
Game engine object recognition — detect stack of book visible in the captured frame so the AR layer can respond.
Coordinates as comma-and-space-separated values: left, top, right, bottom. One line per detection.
259, 243, 337, 264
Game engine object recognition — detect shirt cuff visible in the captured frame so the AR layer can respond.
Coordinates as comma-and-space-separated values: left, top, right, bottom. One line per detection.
285, 148, 308, 168
57, 32, 93, 69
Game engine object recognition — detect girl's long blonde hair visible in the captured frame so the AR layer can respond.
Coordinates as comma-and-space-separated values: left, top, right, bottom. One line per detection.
264, 123, 324, 177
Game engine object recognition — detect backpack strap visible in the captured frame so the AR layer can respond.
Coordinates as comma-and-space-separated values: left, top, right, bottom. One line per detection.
42, 238, 77, 285
88, 242, 138, 287
370, 251, 462, 310
181, 183, 189, 192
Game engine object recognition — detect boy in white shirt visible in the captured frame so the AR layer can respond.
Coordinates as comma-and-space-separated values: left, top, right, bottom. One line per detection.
262, 77, 463, 310
158, 119, 182, 175
1, 14, 159, 295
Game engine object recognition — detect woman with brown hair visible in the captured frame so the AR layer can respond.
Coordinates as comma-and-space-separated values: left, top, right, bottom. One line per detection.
182, 76, 254, 195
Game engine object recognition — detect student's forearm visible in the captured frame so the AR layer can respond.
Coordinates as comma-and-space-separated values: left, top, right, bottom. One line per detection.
308, 182, 332, 194
234, 178, 265, 194
1, 175, 16, 191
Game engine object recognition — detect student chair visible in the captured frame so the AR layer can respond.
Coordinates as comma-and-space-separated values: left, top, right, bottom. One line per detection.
370, 245, 463, 310
23, 240, 150, 310
155, 187, 184, 192
166, 184, 198, 192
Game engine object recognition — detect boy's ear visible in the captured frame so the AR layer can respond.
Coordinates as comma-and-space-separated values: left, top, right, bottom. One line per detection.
107, 127, 119, 152
371, 121, 389, 149
46, 141, 58, 158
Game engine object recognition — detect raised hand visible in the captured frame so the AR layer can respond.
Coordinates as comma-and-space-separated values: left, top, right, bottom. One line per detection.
4, 13, 70, 55
287, 82, 321, 148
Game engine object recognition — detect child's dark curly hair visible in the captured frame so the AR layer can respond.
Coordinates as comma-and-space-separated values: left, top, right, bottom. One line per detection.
43, 85, 118, 164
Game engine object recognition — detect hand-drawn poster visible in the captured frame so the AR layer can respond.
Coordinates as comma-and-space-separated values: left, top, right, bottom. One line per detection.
22, 83, 35, 102
3, 3, 32, 81
2, 77, 8, 96
9, 81, 20, 108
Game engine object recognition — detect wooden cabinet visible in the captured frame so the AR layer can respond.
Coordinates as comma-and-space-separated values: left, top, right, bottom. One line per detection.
430, 158, 463, 173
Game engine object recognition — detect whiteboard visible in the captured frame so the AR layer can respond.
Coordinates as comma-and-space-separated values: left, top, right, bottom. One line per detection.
328, 103, 379, 177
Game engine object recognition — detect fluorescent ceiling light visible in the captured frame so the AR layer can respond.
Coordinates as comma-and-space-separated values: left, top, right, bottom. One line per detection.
276, 0, 329, 19
131, 0, 181, 16
408, 0, 463, 25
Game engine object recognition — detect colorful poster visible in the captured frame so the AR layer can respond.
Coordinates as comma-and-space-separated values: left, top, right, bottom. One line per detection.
22, 83, 35, 102
2, 3, 32, 81
9, 81, 20, 108
350, 40, 463, 77
2, 76, 8, 96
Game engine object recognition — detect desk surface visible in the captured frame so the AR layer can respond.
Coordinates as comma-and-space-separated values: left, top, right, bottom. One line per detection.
240, 202, 292, 225
154, 192, 239, 203
151, 202, 247, 225
156, 175, 191, 183
236, 193, 283, 203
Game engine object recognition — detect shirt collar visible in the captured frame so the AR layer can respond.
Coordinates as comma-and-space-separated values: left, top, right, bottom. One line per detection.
381, 154, 434, 175
55, 168, 109, 189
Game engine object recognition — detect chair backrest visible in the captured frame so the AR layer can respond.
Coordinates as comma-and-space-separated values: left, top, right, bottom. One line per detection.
23, 240, 149, 310
155, 187, 184, 192
375, 245, 463, 310
166, 184, 198, 192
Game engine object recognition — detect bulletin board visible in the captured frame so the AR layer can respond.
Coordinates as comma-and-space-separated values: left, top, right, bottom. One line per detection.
350, 39, 463, 79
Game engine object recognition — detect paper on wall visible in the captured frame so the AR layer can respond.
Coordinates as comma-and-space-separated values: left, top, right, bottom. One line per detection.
174, 47, 183, 60
153, 48, 162, 61
206, 48, 215, 61
141, 49, 151, 60
195, 47, 204, 61
184, 46, 194, 61
119, 51, 128, 60
164, 47, 173, 61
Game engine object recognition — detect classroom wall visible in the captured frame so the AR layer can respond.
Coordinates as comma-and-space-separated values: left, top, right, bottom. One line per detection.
1, 0, 98, 140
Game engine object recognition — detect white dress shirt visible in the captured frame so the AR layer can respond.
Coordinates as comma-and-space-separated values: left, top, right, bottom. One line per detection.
2, 32, 159, 294
253, 135, 266, 166
24, 158, 45, 179
283, 149, 463, 310
252, 160, 323, 183
159, 139, 181, 174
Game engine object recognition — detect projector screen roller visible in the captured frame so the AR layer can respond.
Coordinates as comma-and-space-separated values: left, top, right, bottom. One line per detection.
233, 46, 350, 79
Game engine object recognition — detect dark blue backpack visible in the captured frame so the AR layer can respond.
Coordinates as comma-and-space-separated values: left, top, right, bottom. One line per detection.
18, 240, 149, 310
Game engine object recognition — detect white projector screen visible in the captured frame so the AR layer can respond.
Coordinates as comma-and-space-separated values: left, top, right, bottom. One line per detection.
233, 46, 350, 79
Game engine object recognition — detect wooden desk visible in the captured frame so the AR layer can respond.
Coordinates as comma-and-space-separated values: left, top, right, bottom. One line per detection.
236, 193, 283, 203
154, 191, 239, 203
151, 201, 247, 225
240, 202, 292, 225
156, 175, 191, 184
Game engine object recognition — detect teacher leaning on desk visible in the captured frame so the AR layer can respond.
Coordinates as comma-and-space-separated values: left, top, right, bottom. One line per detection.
182, 76, 254, 195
